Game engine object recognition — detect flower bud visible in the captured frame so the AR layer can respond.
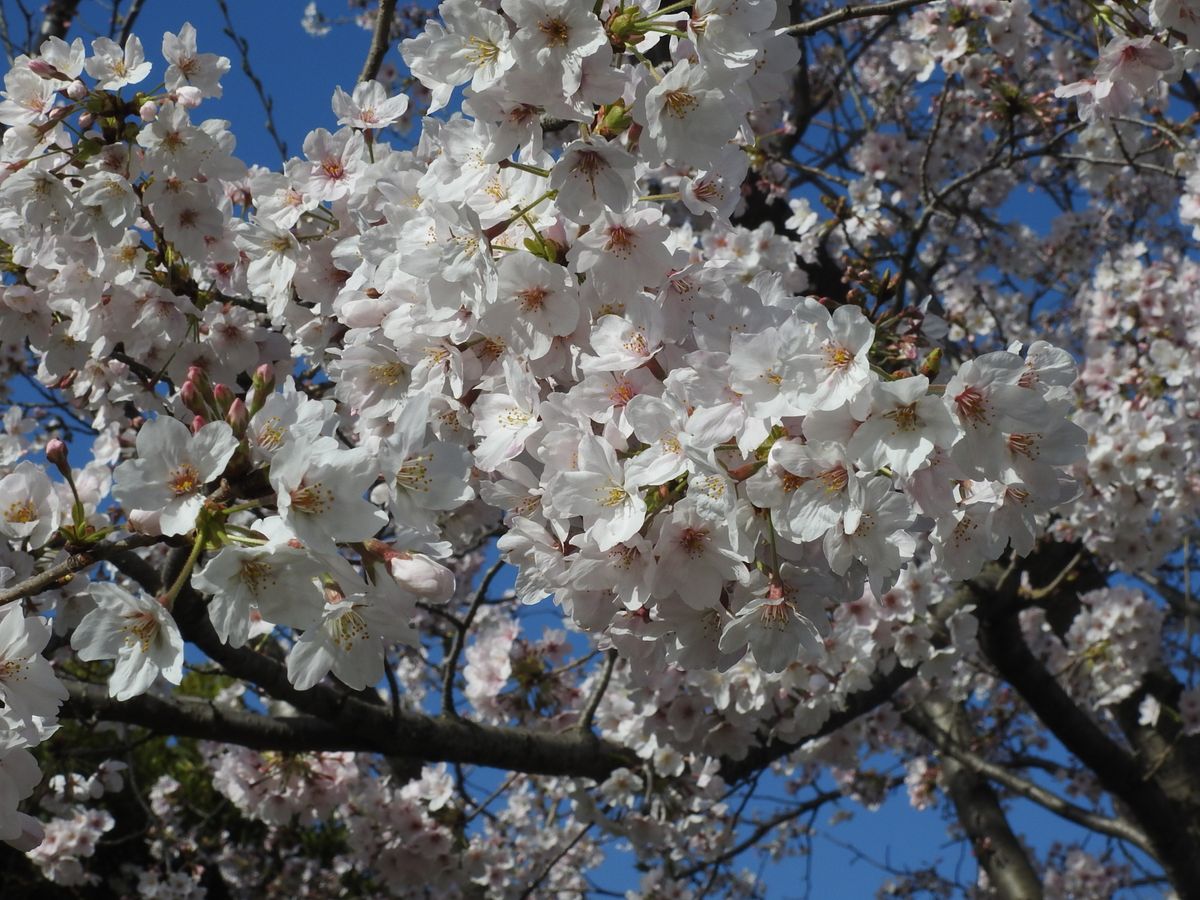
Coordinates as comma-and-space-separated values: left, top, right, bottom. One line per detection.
28, 59, 65, 80
225, 397, 249, 435
66, 80, 88, 101
180, 381, 206, 416
387, 552, 456, 601
174, 86, 203, 109
191, 414, 207, 434
46, 439, 71, 478
139, 100, 158, 122
187, 365, 214, 399
212, 383, 235, 416
919, 348, 942, 379
248, 363, 276, 415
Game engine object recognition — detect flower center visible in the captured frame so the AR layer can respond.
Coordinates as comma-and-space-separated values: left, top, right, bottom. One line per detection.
4, 500, 37, 523
122, 610, 159, 652
291, 482, 333, 515
168, 463, 202, 496
663, 89, 698, 119
368, 362, 408, 387
678, 527, 709, 557
330, 607, 369, 651
239, 559, 275, 595
885, 403, 921, 431
954, 386, 989, 424
538, 17, 571, 46
517, 286, 549, 312
758, 601, 790, 630
395, 456, 432, 492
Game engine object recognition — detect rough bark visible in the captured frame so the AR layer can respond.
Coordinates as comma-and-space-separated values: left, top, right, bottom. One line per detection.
975, 547, 1200, 899
910, 698, 1044, 900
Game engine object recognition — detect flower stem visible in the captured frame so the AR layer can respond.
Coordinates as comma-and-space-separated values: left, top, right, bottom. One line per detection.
498, 159, 551, 177
161, 523, 209, 609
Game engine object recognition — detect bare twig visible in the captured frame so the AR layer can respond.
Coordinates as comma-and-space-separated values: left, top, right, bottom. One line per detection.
118, 0, 148, 46
784, 0, 934, 37
576, 649, 617, 733
215, 0, 289, 162
441, 560, 505, 717
519, 824, 592, 899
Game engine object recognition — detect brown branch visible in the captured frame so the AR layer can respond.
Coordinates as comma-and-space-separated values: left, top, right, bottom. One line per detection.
442, 559, 505, 718
784, 0, 935, 37
215, 0, 288, 162
903, 700, 1153, 855
36, 0, 79, 44
357, 0, 396, 84
0, 535, 162, 607
675, 788, 848, 879
576, 648, 617, 733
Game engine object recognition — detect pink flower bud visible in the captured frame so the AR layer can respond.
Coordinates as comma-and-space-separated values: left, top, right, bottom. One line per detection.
27, 59, 63, 80
174, 86, 202, 109
139, 100, 158, 122
388, 553, 456, 601
226, 397, 248, 433
66, 80, 87, 101
78, 112, 93, 129
191, 415, 207, 434
212, 383, 234, 415
180, 381, 206, 415
46, 439, 71, 478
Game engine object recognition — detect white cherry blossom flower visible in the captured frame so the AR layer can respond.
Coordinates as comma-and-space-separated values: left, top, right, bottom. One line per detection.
0, 606, 67, 722
286, 588, 418, 691
84, 36, 152, 90
112, 417, 238, 537
162, 23, 230, 98
271, 443, 389, 554
71, 584, 185, 701
0, 461, 60, 548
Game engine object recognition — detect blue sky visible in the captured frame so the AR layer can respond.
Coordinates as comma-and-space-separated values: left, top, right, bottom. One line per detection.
0, 1, 1170, 894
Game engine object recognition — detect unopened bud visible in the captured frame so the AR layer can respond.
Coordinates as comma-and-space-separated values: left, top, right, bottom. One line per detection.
212, 383, 235, 416
226, 397, 248, 434
919, 348, 942, 379
46, 439, 71, 478
187, 365, 213, 398
191, 414, 207, 434
174, 86, 202, 109
248, 363, 276, 415
388, 552, 456, 602
78, 111, 93, 129
139, 100, 158, 122
180, 381, 206, 416
66, 80, 87, 101
27, 59, 66, 80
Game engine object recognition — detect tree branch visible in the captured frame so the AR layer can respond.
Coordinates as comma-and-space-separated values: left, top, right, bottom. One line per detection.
903, 700, 1153, 855
784, 0, 935, 37
357, 0, 396, 84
